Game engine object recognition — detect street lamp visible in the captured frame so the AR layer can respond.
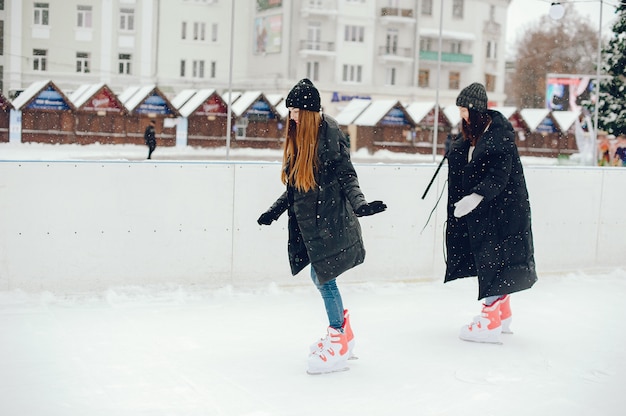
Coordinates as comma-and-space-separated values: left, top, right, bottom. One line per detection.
549, 1, 603, 166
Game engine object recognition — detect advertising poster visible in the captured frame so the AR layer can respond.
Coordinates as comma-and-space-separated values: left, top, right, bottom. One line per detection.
256, 0, 282, 12
254, 14, 282, 54
545, 75, 595, 113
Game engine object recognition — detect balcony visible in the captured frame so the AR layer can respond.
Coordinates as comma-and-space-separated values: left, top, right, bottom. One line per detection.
419, 50, 473, 64
380, 7, 415, 25
299, 40, 336, 58
301, 0, 338, 17
378, 46, 413, 63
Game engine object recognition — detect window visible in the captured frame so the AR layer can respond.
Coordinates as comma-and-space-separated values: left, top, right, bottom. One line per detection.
77, 5, 92, 28
344, 25, 364, 43
420, 37, 432, 52
307, 22, 321, 49
33, 49, 47, 71
180, 60, 186, 77
211, 23, 218, 42
306, 61, 319, 81
76, 52, 90, 73
449, 71, 460, 89
452, 0, 464, 18
193, 22, 206, 41
485, 74, 496, 92
192, 60, 205, 78
450, 41, 462, 54
342, 64, 362, 83
181, 22, 187, 40
486, 40, 497, 59
210, 61, 216, 78
385, 67, 396, 86
0, 21, 3, 55
118, 53, 131, 74
418, 69, 429, 88
120, 8, 134, 31
421, 0, 432, 16
386, 29, 398, 54
34, 3, 49, 25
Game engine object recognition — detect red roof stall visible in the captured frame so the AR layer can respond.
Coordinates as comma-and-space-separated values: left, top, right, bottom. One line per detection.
349, 100, 417, 154
11, 80, 76, 144
119, 85, 179, 146
405, 102, 450, 155
0, 91, 14, 142
69, 83, 128, 144
175, 89, 232, 147
230, 91, 283, 149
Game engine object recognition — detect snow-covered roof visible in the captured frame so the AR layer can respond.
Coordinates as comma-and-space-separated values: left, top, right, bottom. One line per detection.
551, 110, 580, 132
12, 79, 50, 110
405, 102, 436, 124
491, 106, 518, 120
231, 91, 264, 117
266, 94, 288, 119
419, 28, 476, 41
221, 91, 242, 105
69, 83, 106, 109
124, 85, 157, 112
171, 89, 198, 110
520, 108, 551, 132
334, 98, 371, 125
353, 100, 407, 126
442, 104, 461, 127
178, 89, 218, 118
117, 85, 141, 105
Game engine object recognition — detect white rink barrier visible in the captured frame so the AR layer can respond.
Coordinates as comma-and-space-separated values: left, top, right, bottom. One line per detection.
0, 160, 624, 292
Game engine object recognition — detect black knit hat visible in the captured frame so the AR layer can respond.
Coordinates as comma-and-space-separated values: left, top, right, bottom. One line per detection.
286, 78, 321, 112
456, 82, 488, 113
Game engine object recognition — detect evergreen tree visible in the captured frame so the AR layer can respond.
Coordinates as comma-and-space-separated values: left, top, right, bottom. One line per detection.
597, 2, 626, 136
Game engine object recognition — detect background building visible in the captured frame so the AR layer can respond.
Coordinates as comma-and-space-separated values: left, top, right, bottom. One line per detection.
1, 0, 511, 113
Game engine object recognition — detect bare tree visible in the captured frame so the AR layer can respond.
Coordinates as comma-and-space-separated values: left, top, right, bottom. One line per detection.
510, 4, 600, 109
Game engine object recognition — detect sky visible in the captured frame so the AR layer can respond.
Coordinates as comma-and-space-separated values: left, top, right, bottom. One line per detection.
0, 143, 624, 415
506, 0, 621, 56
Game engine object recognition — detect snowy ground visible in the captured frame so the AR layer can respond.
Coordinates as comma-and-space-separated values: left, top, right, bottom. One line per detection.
1, 270, 625, 416
1, 142, 622, 416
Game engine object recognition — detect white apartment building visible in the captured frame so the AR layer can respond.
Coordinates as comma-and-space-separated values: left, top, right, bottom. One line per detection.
1, 0, 511, 115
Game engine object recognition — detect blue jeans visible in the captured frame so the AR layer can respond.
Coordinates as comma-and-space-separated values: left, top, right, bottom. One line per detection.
311, 267, 344, 330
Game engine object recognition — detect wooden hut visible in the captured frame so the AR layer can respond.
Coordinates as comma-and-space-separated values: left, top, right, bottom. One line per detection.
119, 85, 179, 147
69, 83, 128, 145
11, 80, 76, 144
230, 91, 283, 150
0, 91, 14, 142
405, 102, 450, 155
176, 89, 231, 147
518, 109, 563, 157
350, 100, 416, 154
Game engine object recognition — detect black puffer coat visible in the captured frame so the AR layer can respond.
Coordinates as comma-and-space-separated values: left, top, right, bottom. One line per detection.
263, 115, 368, 284
445, 110, 538, 300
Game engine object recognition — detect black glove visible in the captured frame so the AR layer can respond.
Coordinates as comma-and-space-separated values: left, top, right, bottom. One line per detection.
355, 200, 387, 217
257, 211, 275, 225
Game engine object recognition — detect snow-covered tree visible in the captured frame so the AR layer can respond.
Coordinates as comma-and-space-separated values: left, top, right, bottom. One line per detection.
597, 2, 626, 136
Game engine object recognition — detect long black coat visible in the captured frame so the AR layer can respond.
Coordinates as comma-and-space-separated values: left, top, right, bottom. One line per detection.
445, 110, 538, 300
264, 115, 368, 284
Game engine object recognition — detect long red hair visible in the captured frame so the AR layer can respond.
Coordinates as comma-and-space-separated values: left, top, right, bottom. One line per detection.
281, 110, 321, 192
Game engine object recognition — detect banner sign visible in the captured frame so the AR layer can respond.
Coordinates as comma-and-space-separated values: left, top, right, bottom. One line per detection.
546, 75, 594, 112
135, 92, 174, 115
26, 86, 70, 110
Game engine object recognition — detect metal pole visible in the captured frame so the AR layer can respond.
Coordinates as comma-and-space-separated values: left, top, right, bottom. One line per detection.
225, 0, 235, 160
432, 0, 444, 162
592, 0, 603, 166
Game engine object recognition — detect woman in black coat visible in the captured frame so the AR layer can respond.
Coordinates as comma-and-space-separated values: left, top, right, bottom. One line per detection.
257, 79, 386, 374
445, 83, 538, 344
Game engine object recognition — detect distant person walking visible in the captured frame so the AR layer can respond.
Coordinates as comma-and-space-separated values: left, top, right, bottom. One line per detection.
144, 119, 157, 159
445, 82, 538, 344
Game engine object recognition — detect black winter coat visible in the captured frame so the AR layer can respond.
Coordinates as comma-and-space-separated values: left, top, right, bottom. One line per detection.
263, 115, 368, 285
445, 110, 538, 300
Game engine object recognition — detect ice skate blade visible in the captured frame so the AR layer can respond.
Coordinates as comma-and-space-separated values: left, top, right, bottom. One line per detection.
459, 336, 503, 345
348, 355, 359, 360
307, 366, 350, 375
501, 330, 514, 335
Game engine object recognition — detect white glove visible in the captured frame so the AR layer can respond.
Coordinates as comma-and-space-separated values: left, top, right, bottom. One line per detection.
454, 193, 484, 218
